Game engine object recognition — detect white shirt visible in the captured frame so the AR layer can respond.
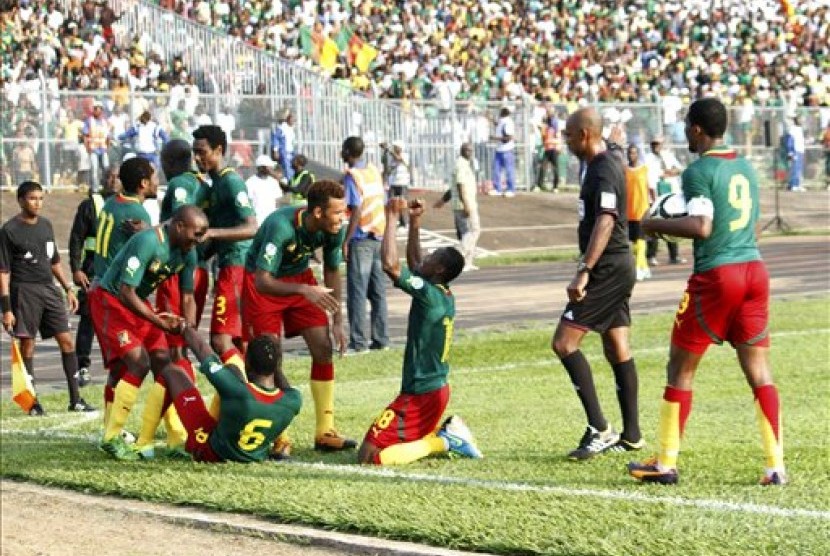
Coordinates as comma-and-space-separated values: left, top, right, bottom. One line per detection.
495, 117, 515, 152
789, 125, 805, 154
644, 150, 682, 193
246, 174, 283, 225
279, 122, 296, 153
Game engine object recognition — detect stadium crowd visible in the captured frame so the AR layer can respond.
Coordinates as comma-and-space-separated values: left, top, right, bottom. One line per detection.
1, 0, 827, 107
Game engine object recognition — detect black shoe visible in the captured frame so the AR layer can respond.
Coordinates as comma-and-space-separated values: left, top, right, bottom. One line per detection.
68, 398, 96, 412
669, 258, 687, 265
77, 367, 91, 387
567, 425, 619, 460
29, 401, 46, 417
369, 343, 389, 351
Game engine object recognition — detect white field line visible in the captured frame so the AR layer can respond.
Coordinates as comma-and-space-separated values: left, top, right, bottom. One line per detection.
3, 426, 828, 521
0, 411, 99, 429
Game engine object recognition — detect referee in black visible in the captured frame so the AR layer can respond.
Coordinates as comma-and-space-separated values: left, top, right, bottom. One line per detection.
1, 181, 95, 415
550, 107, 641, 460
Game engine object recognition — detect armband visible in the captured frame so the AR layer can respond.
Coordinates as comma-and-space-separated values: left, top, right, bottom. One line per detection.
1, 295, 10, 313
686, 196, 714, 219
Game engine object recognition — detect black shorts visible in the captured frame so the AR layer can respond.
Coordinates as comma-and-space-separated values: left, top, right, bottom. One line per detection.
628, 220, 643, 242
560, 252, 636, 334
10, 282, 70, 340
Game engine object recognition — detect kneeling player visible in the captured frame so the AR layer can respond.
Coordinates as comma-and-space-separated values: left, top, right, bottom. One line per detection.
357, 198, 482, 465
159, 324, 301, 463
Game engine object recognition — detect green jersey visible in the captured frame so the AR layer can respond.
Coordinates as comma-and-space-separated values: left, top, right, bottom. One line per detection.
682, 146, 761, 273
199, 353, 302, 463
396, 266, 454, 395
98, 225, 198, 300
160, 171, 209, 221
204, 167, 255, 268
93, 193, 152, 278
245, 206, 345, 277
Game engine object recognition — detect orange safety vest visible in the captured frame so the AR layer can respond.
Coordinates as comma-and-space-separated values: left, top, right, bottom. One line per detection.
625, 164, 650, 221
87, 118, 109, 150
347, 165, 386, 237
543, 122, 561, 150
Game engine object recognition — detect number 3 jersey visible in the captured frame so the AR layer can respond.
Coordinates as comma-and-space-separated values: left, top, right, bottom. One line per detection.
681, 147, 761, 273
199, 353, 302, 462
395, 266, 455, 396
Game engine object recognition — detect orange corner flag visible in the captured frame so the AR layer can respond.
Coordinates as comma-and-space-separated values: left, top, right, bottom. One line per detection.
10, 339, 37, 412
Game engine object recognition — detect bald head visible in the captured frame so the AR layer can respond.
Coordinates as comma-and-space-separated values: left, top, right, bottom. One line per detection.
171, 204, 207, 226
563, 107, 605, 161
567, 107, 603, 137
170, 204, 209, 253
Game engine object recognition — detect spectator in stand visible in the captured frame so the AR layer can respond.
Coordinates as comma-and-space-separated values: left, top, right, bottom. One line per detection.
246, 154, 283, 225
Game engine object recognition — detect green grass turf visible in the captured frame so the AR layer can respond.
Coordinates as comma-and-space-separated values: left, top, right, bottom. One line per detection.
2, 297, 828, 555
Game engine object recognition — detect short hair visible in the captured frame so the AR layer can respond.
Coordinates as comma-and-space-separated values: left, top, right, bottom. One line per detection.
342, 136, 364, 158
193, 124, 227, 155
687, 98, 728, 139
119, 156, 154, 193
161, 139, 192, 175
307, 180, 345, 212
171, 204, 207, 226
17, 180, 42, 199
246, 335, 282, 377
436, 247, 465, 284
292, 153, 308, 167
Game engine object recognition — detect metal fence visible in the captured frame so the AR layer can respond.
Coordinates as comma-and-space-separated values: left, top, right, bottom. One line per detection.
2, 78, 827, 193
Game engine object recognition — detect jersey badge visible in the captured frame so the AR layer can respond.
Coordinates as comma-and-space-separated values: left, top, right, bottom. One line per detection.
126, 256, 141, 276
208, 362, 223, 374
600, 192, 617, 210
563, 310, 574, 321
236, 191, 251, 208
408, 276, 425, 290
46, 241, 55, 259
174, 187, 187, 202
264, 242, 278, 264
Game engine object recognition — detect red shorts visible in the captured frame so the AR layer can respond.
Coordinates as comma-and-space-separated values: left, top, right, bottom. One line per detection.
173, 388, 222, 463
156, 268, 210, 347
211, 266, 244, 338
88, 286, 167, 365
362, 384, 450, 450
672, 260, 770, 355
241, 269, 328, 339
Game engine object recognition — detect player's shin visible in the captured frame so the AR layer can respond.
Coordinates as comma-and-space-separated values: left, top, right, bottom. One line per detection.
136, 378, 167, 448
378, 436, 446, 465
103, 373, 143, 441
656, 386, 692, 469
753, 384, 784, 471
310, 362, 335, 435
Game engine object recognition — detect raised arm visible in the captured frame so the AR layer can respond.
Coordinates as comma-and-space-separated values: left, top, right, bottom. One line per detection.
381, 198, 404, 281
405, 199, 425, 271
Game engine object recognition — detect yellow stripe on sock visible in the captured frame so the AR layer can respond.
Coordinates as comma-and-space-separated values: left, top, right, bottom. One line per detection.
657, 399, 681, 470
379, 435, 446, 465
136, 382, 166, 448
164, 405, 188, 448
104, 380, 140, 442
207, 393, 222, 420
755, 399, 784, 469
104, 401, 112, 431
310, 380, 335, 436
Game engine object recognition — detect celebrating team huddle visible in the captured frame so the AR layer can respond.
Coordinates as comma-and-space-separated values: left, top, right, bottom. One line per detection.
1, 99, 785, 485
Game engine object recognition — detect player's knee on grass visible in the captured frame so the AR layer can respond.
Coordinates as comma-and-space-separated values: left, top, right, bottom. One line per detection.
357, 441, 379, 465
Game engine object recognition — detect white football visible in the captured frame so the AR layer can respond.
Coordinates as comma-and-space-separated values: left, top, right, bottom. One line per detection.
646, 193, 688, 242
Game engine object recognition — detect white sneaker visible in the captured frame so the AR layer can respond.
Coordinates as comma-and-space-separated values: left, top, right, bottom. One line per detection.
503, 191, 515, 198
487, 189, 501, 196
463, 264, 479, 272
438, 415, 483, 458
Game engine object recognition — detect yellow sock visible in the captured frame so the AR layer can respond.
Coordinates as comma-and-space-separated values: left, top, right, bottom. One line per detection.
755, 399, 784, 470
310, 379, 335, 436
634, 239, 648, 272
164, 405, 188, 448
378, 435, 446, 465
136, 381, 166, 448
104, 401, 112, 430
104, 380, 140, 442
656, 398, 681, 470
207, 393, 222, 420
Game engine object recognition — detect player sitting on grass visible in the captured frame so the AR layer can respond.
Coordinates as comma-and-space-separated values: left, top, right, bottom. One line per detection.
357, 198, 483, 465
156, 323, 302, 463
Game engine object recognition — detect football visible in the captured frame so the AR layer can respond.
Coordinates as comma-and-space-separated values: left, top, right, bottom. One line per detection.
646, 193, 688, 242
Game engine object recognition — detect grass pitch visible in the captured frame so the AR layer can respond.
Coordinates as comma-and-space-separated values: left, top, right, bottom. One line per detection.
2, 297, 828, 555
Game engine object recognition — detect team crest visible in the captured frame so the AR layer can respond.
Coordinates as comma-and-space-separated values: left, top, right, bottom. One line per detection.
264, 242, 277, 264
126, 256, 141, 276
118, 330, 130, 346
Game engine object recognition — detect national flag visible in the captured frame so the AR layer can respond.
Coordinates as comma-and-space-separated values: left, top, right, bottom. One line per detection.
10, 339, 37, 412
354, 42, 378, 74
334, 25, 354, 53
319, 37, 340, 72
299, 26, 324, 62
780, 0, 795, 18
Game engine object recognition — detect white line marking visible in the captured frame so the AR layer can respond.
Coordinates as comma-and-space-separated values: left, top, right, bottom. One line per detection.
284, 462, 830, 521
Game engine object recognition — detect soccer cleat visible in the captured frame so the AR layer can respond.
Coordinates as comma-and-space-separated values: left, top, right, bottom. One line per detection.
100, 436, 141, 462
628, 457, 679, 485
68, 398, 96, 412
437, 415, 484, 459
164, 445, 192, 460
120, 430, 137, 445
608, 438, 646, 453
567, 425, 620, 460
648, 257, 659, 266
760, 471, 788, 486
28, 401, 46, 417
314, 430, 358, 452
77, 367, 92, 387
135, 444, 156, 460
268, 434, 293, 461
